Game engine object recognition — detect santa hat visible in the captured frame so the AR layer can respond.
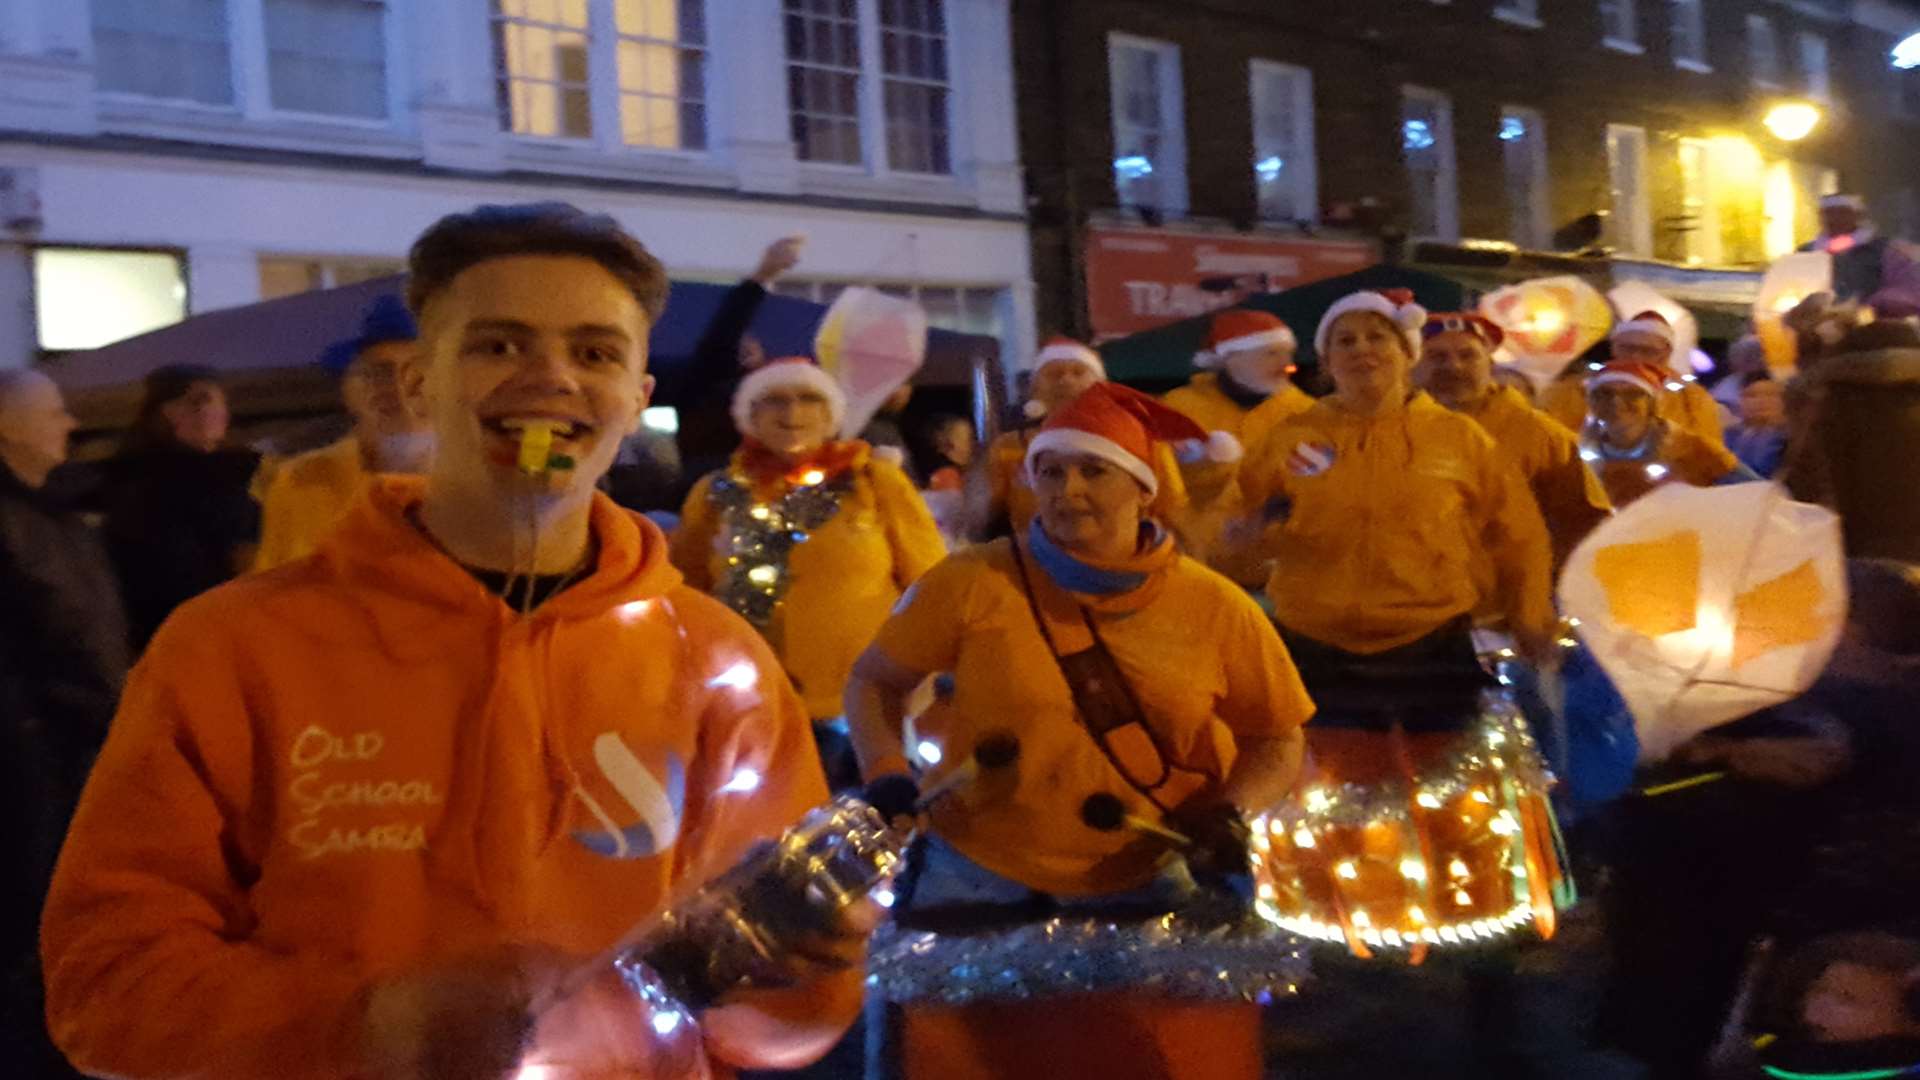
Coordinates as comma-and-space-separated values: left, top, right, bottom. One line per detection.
1610, 310, 1675, 348
731, 356, 847, 433
1025, 382, 1236, 497
1586, 359, 1668, 400
1195, 309, 1296, 369
1819, 193, 1865, 212
1422, 312, 1505, 351
1315, 288, 1428, 358
1023, 336, 1106, 419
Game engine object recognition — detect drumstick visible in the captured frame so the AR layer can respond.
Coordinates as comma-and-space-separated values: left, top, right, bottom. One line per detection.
1080, 793, 1191, 846
911, 733, 1022, 812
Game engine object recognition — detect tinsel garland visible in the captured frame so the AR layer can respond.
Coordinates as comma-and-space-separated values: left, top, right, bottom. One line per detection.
708, 470, 854, 627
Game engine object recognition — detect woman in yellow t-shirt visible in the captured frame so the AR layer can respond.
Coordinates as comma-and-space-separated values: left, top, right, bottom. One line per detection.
846, 381, 1312, 1080
673, 358, 945, 790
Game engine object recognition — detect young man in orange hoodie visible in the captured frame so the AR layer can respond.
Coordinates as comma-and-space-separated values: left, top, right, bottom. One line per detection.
40, 203, 865, 1080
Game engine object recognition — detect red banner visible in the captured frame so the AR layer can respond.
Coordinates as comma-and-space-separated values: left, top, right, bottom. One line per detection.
1084, 226, 1376, 339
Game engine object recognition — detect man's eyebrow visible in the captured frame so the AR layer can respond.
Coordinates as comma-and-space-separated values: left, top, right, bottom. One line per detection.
462, 318, 537, 335
568, 324, 634, 344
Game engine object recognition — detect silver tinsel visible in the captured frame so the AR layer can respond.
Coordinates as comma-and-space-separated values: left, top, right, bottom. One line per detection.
708, 471, 853, 627
866, 899, 1309, 1006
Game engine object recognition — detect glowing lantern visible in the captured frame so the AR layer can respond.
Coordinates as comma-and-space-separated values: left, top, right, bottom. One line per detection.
1753, 251, 1834, 371
1559, 484, 1847, 762
813, 286, 928, 440
1479, 276, 1614, 384
1606, 282, 1698, 376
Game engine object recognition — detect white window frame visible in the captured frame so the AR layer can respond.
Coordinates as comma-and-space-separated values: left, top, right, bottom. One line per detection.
784, 0, 956, 177
1606, 123, 1653, 258
1249, 59, 1317, 225
1599, 0, 1642, 54
1401, 85, 1458, 241
1492, 0, 1542, 29
1797, 31, 1832, 103
1108, 32, 1188, 216
1500, 106, 1549, 249
1676, 137, 1722, 265
1748, 14, 1784, 90
93, 0, 404, 128
1670, 0, 1710, 73
493, 0, 712, 158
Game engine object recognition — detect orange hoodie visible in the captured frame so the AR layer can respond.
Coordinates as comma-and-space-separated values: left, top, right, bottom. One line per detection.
41, 477, 852, 1079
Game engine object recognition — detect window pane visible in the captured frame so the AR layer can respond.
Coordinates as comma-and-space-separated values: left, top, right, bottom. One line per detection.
92, 0, 234, 105
1799, 33, 1830, 101
1671, 0, 1706, 65
1500, 108, 1546, 248
785, 0, 865, 164
1252, 63, 1312, 223
1401, 92, 1453, 238
493, 0, 594, 138
1748, 16, 1781, 86
264, 0, 389, 118
616, 0, 707, 148
35, 249, 188, 352
1599, 0, 1636, 44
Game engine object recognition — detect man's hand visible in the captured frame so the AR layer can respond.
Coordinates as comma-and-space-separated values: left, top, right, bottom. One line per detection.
1166, 800, 1252, 879
752, 236, 806, 285
358, 945, 572, 1080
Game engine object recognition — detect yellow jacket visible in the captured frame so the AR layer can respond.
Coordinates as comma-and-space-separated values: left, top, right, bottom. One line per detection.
253, 437, 367, 572
674, 451, 946, 718
1542, 371, 1727, 448
1457, 386, 1612, 571
1162, 374, 1314, 579
1241, 394, 1556, 653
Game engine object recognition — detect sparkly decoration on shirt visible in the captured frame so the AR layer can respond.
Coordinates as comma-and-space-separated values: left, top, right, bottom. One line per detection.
709, 470, 853, 627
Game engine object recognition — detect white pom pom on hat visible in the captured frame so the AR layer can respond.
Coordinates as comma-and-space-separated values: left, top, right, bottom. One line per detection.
1314, 289, 1428, 358
1174, 429, 1245, 465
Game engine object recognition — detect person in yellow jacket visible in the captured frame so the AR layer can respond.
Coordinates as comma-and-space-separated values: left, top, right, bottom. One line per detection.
1540, 309, 1726, 448
1163, 309, 1312, 580
846, 380, 1312, 1080
1580, 358, 1756, 508
673, 356, 946, 790
1417, 312, 1611, 572
252, 295, 434, 570
1238, 289, 1557, 662
41, 202, 866, 1080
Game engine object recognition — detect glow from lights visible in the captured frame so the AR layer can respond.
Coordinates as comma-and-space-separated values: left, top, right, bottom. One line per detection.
516, 1067, 556, 1080
707, 661, 759, 690
799, 469, 826, 486
1400, 858, 1428, 882
747, 565, 779, 586
749, 504, 772, 521
1763, 102, 1821, 142
1403, 119, 1435, 151
1303, 787, 1332, 813
1114, 155, 1154, 179
651, 1009, 685, 1036
1415, 791, 1442, 809
1335, 860, 1359, 880
1894, 32, 1920, 69
617, 599, 655, 624
1292, 827, 1317, 849
1255, 155, 1284, 181
1499, 116, 1527, 142
718, 767, 761, 794
1646, 463, 1670, 481
872, 885, 897, 909
641, 406, 680, 433
915, 740, 943, 766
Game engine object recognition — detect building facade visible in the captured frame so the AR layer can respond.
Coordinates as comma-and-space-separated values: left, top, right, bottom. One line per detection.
0, 0, 1033, 370
1015, 0, 1920, 344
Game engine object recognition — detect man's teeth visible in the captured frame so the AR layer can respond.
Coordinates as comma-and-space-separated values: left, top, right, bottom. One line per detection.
493, 419, 588, 438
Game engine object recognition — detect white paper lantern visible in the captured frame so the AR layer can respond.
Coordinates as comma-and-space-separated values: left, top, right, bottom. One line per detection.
1558, 483, 1847, 762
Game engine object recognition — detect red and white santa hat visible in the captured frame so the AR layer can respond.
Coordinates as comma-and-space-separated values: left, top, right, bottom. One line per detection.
731, 356, 847, 434
1195, 309, 1297, 369
1421, 312, 1506, 350
1034, 336, 1105, 379
1025, 382, 1237, 497
1315, 288, 1429, 358
1610, 309, 1675, 348
1586, 359, 1669, 400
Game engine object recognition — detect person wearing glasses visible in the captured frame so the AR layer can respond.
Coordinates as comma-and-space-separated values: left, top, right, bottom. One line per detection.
845, 381, 1312, 1080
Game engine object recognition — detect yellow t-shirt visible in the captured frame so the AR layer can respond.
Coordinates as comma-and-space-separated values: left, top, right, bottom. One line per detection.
871, 538, 1314, 896
1241, 394, 1556, 653
674, 454, 946, 719
252, 437, 367, 572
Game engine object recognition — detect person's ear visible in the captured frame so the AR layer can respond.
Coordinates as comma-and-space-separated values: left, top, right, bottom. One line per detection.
627, 374, 656, 437
397, 347, 430, 419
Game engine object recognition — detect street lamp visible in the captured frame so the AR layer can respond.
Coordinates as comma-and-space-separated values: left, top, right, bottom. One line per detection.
1762, 101, 1821, 142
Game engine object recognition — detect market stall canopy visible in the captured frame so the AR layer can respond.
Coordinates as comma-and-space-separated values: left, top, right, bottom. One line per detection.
1097, 265, 1469, 383
48, 275, 993, 431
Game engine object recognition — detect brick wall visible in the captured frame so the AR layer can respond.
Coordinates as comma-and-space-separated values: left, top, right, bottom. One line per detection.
1013, 0, 1920, 341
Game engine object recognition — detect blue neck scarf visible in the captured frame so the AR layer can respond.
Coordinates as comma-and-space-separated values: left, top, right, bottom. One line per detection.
1026, 518, 1160, 596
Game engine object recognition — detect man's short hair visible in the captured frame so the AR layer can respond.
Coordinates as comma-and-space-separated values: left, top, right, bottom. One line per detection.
406, 202, 670, 323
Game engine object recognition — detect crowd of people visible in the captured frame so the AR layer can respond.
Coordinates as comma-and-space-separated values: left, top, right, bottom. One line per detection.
0, 196, 1916, 1080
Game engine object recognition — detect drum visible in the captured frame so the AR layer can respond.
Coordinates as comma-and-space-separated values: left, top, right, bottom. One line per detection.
1248, 692, 1566, 960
